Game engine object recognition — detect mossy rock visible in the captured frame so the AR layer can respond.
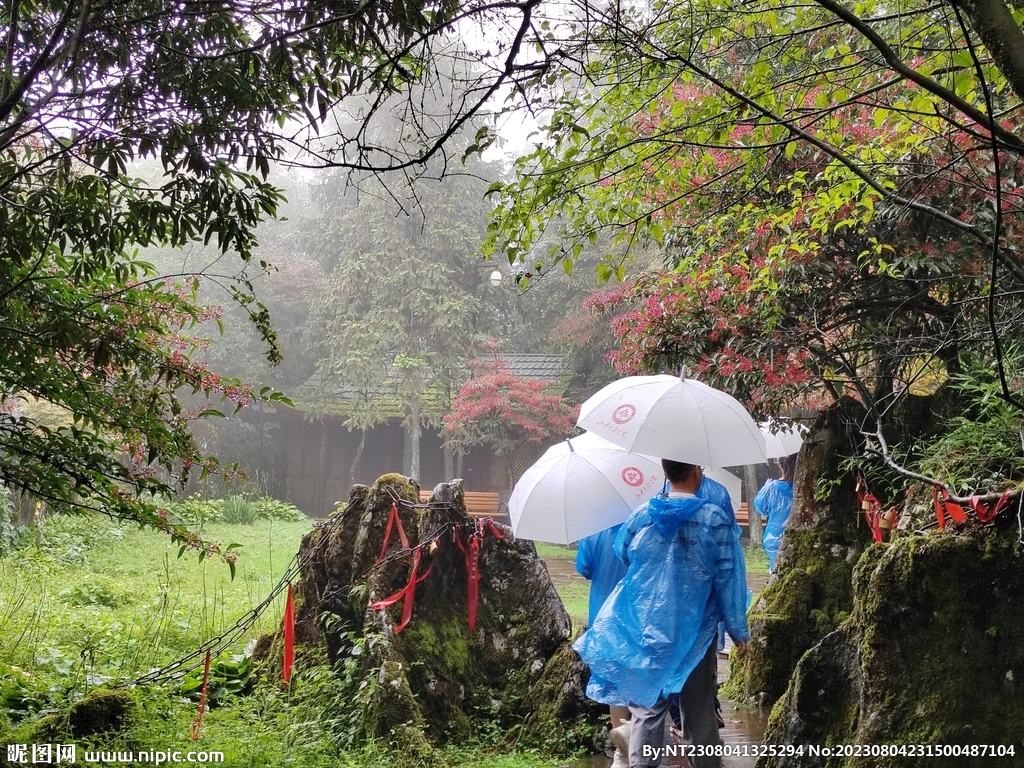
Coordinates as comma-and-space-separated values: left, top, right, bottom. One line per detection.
730, 530, 859, 703
13, 689, 137, 745
756, 624, 861, 768
516, 643, 607, 754
364, 659, 425, 738
68, 689, 137, 737
759, 525, 1024, 767
271, 474, 603, 756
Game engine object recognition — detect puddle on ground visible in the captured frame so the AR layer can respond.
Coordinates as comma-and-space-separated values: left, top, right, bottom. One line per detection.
543, 555, 586, 586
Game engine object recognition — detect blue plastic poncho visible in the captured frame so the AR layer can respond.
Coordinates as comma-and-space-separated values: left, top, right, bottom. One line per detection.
754, 478, 793, 571
575, 523, 628, 627
698, 475, 734, 520
573, 494, 750, 708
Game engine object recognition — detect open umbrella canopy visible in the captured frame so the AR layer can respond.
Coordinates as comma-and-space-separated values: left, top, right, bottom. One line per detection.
509, 432, 664, 544
704, 466, 742, 512
760, 421, 807, 459
577, 373, 767, 469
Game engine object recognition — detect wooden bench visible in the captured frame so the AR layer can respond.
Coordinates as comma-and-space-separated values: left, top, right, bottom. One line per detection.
735, 502, 750, 531
418, 489, 503, 519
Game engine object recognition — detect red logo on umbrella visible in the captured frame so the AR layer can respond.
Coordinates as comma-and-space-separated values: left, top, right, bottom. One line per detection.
621, 467, 644, 487
612, 404, 636, 424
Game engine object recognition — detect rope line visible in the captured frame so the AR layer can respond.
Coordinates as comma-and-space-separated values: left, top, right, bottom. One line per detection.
116, 494, 494, 688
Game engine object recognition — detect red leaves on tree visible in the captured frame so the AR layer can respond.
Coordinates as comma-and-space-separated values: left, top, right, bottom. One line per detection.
443, 357, 578, 454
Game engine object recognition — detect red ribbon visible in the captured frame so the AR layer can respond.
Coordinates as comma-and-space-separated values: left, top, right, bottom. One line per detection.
370, 549, 435, 633
283, 583, 295, 687
862, 494, 884, 543
190, 650, 212, 740
376, 502, 410, 564
933, 485, 967, 529
967, 491, 1014, 523
454, 518, 505, 632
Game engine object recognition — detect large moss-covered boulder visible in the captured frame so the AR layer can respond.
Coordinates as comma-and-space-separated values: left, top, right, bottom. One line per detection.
728, 399, 871, 703
758, 521, 1024, 767
283, 474, 603, 755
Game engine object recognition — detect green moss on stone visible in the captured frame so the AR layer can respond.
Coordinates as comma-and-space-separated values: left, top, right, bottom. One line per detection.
732, 530, 859, 703
517, 644, 604, 755
373, 473, 417, 501
364, 659, 424, 739
14, 689, 137, 745
68, 689, 137, 737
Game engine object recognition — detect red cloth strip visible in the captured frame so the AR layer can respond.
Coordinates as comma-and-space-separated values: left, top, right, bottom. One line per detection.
863, 493, 884, 543
465, 534, 481, 632
369, 550, 436, 633
968, 491, 1015, 523
376, 502, 411, 564
283, 582, 295, 687
934, 486, 967, 527
933, 485, 946, 530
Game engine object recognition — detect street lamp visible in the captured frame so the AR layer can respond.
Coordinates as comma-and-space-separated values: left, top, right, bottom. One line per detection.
489, 269, 503, 287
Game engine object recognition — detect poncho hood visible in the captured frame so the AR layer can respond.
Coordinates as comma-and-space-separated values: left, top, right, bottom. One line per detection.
647, 494, 706, 537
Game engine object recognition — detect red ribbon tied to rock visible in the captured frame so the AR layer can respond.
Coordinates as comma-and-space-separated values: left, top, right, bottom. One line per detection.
455, 518, 505, 633
368, 500, 507, 634
369, 502, 435, 633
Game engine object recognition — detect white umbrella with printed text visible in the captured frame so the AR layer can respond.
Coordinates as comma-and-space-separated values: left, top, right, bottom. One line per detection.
576, 372, 767, 469
508, 432, 665, 544
759, 420, 807, 459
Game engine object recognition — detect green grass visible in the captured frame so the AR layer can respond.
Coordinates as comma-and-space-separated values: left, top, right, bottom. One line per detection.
529, 542, 590, 631
0, 514, 313, 684
742, 540, 770, 574
0, 513, 583, 767
531, 542, 576, 561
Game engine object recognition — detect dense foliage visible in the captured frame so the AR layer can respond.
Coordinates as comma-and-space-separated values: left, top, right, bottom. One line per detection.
479, 0, 1024, 431
0, 0, 460, 535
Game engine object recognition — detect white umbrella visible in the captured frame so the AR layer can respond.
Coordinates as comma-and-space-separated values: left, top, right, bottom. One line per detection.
703, 467, 742, 511
760, 421, 807, 459
509, 432, 664, 544
577, 372, 767, 469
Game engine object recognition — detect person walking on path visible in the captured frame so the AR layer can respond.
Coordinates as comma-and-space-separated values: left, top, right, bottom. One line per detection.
576, 524, 632, 766
754, 454, 796, 572
573, 459, 750, 768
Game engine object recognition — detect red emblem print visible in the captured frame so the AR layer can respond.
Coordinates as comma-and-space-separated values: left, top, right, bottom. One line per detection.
621, 467, 644, 487
612, 404, 636, 424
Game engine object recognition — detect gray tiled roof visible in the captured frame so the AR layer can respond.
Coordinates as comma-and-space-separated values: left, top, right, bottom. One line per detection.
291, 353, 568, 418
497, 353, 567, 380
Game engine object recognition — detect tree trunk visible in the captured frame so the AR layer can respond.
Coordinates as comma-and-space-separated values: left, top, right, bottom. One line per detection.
950, 0, 1024, 104
443, 443, 454, 482
408, 402, 421, 482
349, 429, 366, 488
744, 464, 763, 548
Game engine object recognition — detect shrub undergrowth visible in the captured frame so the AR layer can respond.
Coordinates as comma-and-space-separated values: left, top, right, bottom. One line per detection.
0, 510, 585, 767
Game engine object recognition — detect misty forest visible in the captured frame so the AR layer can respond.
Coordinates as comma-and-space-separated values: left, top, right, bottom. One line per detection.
2, 0, 1024, 766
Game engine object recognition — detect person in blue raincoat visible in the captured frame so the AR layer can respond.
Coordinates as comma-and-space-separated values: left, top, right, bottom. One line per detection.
576, 524, 631, 765
574, 459, 750, 768
754, 454, 796, 571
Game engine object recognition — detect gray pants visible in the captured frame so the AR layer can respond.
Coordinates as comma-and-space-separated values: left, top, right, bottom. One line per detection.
627, 640, 721, 768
